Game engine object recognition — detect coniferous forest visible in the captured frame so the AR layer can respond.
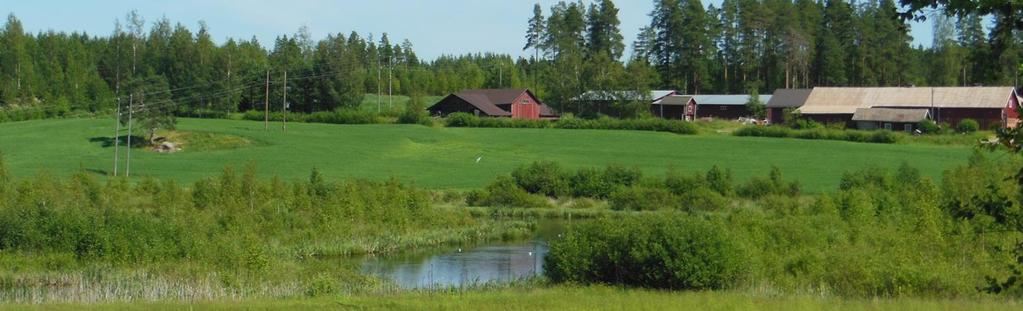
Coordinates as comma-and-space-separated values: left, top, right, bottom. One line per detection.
0, 0, 1020, 118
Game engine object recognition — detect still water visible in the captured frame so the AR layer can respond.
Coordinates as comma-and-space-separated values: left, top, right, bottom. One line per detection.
356, 219, 574, 289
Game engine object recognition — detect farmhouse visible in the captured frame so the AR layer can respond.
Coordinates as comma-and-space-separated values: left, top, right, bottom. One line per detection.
688, 95, 772, 120
797, 87, 1020, 129
766, 89, 812, 124
428, 89, 557, 119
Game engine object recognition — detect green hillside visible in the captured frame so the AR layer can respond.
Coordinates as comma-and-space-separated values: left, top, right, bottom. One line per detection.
0, 118, 973, 192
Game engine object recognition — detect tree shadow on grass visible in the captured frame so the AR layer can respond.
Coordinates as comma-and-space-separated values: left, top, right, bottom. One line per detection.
89, 135, 149, 148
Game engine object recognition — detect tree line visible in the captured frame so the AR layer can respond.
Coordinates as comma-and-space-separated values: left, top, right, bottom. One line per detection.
0, 1, 1020, 120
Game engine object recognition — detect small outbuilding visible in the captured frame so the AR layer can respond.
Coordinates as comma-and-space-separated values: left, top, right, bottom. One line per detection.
852, 108, 930, 132
650, 95, 694, 120
429, 89, 557, 119
766, 89, 812, 124
574, 90, 678, 117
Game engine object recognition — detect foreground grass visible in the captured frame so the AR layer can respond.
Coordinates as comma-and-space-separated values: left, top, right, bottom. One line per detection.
8, 286, 1019, 310
0, 118, 975, 192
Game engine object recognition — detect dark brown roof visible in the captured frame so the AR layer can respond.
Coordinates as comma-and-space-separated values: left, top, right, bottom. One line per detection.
435, 89, 556, 117
766, 89, 812, 108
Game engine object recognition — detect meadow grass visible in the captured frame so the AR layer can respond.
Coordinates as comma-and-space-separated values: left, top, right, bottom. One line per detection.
0, 117, 976, 192
5, 286, 1019, 310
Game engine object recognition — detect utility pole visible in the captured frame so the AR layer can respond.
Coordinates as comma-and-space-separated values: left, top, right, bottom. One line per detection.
113, 98, 121, 176
126, 94, 134, 177
264, 70, 270, 130
282, 70, 288, 133
499, 65, 503, 88
377, 59, 382, 113
388, 61, 393, 110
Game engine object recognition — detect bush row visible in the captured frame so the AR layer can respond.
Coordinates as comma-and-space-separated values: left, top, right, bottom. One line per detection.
240, 109, 386, 125
547, 155, 1023, 296
734, 125, 899, 144
0, 159, 465, 267
468, 161, 800, 211
445, 113, 698, 135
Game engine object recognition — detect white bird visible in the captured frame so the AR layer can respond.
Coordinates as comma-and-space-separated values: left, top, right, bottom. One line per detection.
528, 251, 533, 256
475, 156, 483, 163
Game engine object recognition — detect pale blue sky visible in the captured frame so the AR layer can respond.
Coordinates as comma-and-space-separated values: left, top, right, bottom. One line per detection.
1, 0, 935, 60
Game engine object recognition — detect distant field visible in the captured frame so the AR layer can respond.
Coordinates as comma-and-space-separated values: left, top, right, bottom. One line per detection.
0, 118, 974, 192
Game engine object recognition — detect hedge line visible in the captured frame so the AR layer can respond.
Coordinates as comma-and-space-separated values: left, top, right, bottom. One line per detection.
734, 125, 899, 144
445, 113, 698, 135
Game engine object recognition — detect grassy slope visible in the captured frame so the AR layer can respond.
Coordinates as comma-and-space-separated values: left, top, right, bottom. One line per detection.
0, 118, 972, 192
9, 286, 1020, 310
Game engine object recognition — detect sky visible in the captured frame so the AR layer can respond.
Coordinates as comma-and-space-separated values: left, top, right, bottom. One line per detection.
0, 0, 935, 61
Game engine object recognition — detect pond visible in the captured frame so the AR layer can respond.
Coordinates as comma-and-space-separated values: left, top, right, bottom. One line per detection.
355, 219, 576, 289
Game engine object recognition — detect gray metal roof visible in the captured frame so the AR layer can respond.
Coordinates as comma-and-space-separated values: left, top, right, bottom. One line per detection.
656, 95, 694, 106
690, 95, 772, 106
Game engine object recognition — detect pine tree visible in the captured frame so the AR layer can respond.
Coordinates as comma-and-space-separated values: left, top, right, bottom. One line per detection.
524, 3, 546, 61
585, 0, 624, 60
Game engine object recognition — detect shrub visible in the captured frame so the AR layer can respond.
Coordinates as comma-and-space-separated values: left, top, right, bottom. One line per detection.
445, 112, 478, 127
545, 215, 745, 290
466, 176, 551, 208
609, 186, 679, 211
511, 161, 570, 197
918, 119, 939, 134
570, 167, 612, 198
679, 187, 729, 211
957, 118, 979, 133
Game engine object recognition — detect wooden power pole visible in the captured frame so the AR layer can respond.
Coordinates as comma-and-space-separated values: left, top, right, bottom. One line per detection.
282, 70, 288, 133
264, 70, 270, 131
125, 94, 134, 177
113, 98, 121, 176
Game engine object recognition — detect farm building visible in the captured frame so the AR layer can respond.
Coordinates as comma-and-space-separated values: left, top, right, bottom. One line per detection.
688, 95, 772, 120
429, 89, 557, 120
852, 108, 930, 132
796, 87, 1020, 129
650, 95, 694, 120
766, 89, 812, 124
573, 90, 678, 117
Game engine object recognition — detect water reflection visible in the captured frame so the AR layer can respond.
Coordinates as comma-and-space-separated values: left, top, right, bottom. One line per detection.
357, 219, 571, 289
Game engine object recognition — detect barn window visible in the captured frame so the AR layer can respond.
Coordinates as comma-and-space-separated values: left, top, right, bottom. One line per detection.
720, 106, 727, 111
521, 99, 529, 104
884, 123, 893, 130
904, 124, 912, 132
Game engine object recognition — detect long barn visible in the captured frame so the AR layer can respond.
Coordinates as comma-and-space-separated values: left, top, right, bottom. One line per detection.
795, 87, 1020, 129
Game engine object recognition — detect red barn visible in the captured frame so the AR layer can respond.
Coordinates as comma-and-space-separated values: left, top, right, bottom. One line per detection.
428, 89, 557, 120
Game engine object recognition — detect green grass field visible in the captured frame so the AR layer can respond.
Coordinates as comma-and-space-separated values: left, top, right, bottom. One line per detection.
0, 117, 975, 192
7, 286, 1019, 310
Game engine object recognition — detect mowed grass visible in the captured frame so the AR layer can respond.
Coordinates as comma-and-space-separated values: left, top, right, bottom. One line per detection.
0, 117, 975, 192
8, 286, 1019, 310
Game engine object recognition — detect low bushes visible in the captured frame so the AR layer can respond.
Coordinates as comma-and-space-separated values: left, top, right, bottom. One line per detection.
545, 215, 745, 290
470, 161, 800, 211
241, 109, 387, 125
957, 118, 979, 133
734, 125, 899, 144
443, 113, 698, 135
